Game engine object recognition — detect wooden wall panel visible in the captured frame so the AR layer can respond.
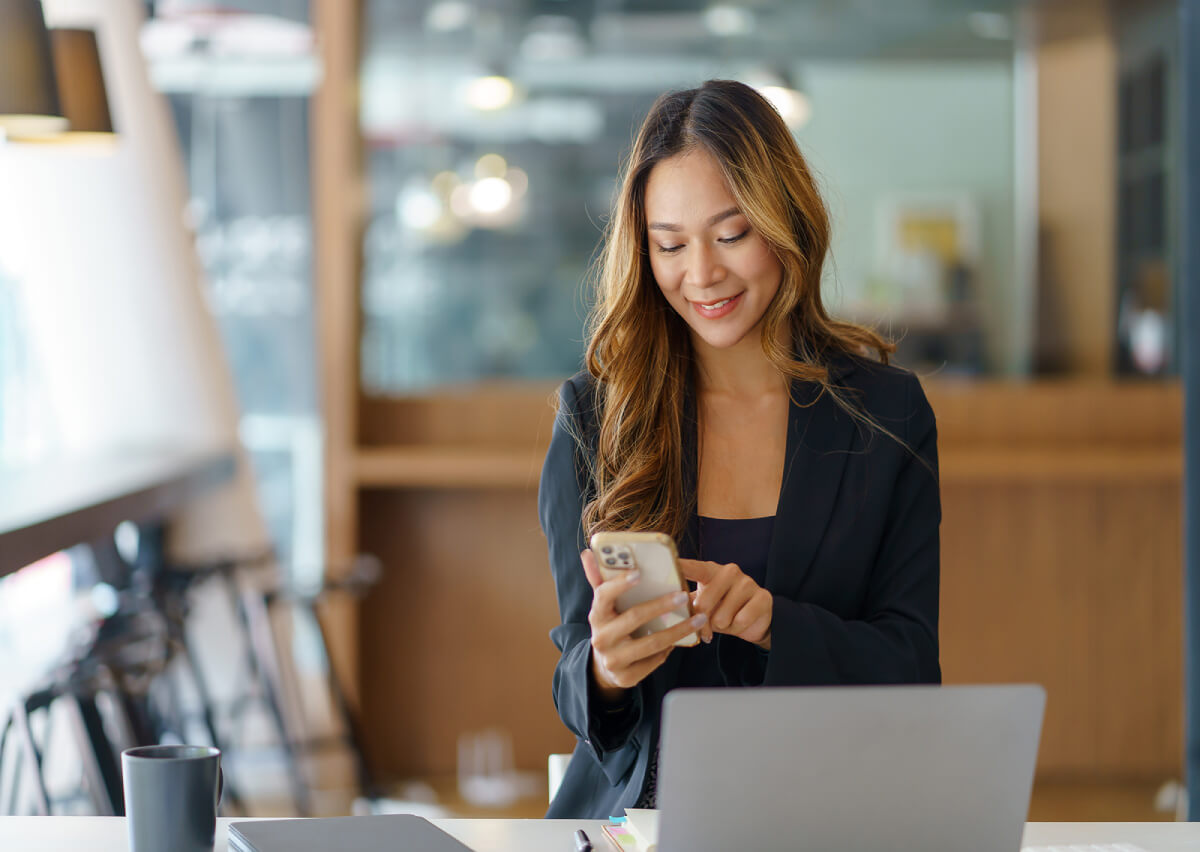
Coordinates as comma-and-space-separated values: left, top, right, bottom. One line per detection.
925, 380, 1182, 447
360, 380, 1184, 450
941, 480, 1183, 777
358, 488, 575, 776
353, 380, 1183, 782
360, 383, 560, 447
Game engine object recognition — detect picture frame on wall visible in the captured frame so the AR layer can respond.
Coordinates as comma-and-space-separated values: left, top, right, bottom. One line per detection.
871, 192, 981, 324
867, 192, 985, 374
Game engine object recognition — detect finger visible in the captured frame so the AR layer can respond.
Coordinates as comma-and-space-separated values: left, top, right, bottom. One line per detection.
711, 577, 757, 633
691, 590, 713, 643
691, 564, 738, 617
607, 588, 690, 640
729, 589, 773, 635
590, 567, 642, 622
585, 573, 643, 648
591, 581, 673, 651
740, 613, 772, 646
610, 612, 708, 670
580, 550, 603, 590
603, 645, 674, 690
677, 558, 718, 585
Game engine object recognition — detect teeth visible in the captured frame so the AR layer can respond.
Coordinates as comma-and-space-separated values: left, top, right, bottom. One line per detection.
700, 298, 732, 311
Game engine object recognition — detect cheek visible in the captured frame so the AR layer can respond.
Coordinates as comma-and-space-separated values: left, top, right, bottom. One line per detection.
747, 250, 784, 294
650, 256, 679, 295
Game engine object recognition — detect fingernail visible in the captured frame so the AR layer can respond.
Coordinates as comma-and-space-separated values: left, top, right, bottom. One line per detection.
626, 570, 641, 584
702, 634, 712, 644
671, 591, 688, 606
691, 613, 708, 629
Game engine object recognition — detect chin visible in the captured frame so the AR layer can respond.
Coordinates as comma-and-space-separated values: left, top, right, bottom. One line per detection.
689, 325, 755, 350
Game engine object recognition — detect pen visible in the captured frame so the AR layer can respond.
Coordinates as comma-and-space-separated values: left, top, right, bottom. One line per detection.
574, 828, 594, 852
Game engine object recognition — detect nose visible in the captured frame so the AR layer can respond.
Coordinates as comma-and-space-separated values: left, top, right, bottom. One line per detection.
683, 242, 726, 289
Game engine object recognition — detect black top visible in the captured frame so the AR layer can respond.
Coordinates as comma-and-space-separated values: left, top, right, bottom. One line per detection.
676, 515, 775, 688
634, 515, 776, 807
699, 515, 774, 584
539, 354, 942, 819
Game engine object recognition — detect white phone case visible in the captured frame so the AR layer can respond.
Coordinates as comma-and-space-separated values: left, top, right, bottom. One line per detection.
589, 531, 698, 648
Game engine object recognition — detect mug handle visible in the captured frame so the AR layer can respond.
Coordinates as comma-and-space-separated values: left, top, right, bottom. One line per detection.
216, 766, 224, 811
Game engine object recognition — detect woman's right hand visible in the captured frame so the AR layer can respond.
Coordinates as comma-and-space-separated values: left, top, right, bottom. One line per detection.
581, 549, 708, 701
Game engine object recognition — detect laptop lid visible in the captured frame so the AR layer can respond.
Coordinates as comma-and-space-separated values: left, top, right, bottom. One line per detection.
657, 684, 1045, 852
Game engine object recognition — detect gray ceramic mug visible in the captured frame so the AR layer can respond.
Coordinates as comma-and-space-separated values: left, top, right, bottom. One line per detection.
121, 745, 222, 852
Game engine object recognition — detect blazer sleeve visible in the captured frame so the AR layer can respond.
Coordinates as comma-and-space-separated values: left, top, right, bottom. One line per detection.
540, 378, 645, 785
750, 371, 941, 687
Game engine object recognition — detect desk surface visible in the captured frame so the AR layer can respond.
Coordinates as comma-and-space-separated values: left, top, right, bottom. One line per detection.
0, 817, 1196, 851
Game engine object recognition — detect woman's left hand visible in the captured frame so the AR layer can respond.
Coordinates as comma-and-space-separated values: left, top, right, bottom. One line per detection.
679, 559, 772, 650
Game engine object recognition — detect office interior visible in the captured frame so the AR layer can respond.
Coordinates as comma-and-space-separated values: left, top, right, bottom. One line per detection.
0, 0, 1197, 826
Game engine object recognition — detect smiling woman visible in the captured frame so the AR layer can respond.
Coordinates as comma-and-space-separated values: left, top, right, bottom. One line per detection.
539, 79, 941, 819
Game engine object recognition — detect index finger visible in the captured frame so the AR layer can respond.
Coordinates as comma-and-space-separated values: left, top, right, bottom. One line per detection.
581, 549, 603, 590
678, 558, 718, 584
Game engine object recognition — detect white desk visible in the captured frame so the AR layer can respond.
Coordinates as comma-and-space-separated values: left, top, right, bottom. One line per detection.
0, 817, 1198, 851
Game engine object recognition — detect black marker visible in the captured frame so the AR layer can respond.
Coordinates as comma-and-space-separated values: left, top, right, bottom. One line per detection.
574, 828, 594, 852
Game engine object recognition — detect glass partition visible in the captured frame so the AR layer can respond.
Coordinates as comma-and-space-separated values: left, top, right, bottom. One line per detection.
359, 0, 1022, 392
147, 0, 323, 575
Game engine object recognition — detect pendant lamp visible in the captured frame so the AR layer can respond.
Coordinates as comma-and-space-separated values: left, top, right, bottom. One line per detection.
48, 28, 116, 139
0, 0, 68, 138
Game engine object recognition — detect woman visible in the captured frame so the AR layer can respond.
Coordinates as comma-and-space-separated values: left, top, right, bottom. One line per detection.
538, 79, 940, 819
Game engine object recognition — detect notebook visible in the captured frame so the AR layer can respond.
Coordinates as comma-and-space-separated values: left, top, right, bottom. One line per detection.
623, 809, 659, 852
227, 814, 474, 852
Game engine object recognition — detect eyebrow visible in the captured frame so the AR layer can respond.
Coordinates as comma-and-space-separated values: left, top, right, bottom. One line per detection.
648, 206, 743, 232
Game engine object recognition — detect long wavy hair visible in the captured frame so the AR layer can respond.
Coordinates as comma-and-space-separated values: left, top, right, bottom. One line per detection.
582, 79, 896, 541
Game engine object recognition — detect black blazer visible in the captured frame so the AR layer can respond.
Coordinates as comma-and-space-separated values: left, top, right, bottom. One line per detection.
538, 354, 941, 819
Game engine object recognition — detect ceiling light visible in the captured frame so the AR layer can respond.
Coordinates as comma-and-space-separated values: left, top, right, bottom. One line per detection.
757, 85, 811, 129
468, 177, 513, 215
465, 75, 515, 111
506, 167, 528, 198
474, 153, 508, 179
432, 170, 460, 196
703, 5, 755, 38
397, 185, 442, 231
0, 0, 68, 139
426, 1, 472, 33
42, 28, 117, 143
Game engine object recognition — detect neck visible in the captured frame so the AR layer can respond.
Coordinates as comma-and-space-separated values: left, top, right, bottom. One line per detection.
692, 326, 788, 398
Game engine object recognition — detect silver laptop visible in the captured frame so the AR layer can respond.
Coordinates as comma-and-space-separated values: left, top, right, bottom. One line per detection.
657, 684, 1045, 852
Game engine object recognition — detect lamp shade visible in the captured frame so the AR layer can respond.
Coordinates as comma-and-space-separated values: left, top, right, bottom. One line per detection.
0, 0, 68, 137
50, 28, 115, 135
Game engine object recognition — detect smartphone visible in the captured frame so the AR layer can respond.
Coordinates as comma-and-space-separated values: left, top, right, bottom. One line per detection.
589, 531, 698, 648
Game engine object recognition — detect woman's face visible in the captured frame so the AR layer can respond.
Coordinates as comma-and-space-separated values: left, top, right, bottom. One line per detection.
643, 148, 783, 353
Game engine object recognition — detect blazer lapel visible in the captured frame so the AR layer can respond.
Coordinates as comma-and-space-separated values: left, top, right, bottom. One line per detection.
765, 359, 859, 596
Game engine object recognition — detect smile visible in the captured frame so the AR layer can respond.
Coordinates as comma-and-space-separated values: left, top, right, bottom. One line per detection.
691, 291, 744, 318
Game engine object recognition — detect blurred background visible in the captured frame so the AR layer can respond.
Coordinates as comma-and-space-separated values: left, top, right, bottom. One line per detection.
0, 0, 1195, 825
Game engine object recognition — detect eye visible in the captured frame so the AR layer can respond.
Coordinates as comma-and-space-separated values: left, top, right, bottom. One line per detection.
718, 229, 750, 245
655, 243, 684, 254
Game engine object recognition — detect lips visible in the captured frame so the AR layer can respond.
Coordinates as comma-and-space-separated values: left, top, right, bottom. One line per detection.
690, 291, 744, 319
